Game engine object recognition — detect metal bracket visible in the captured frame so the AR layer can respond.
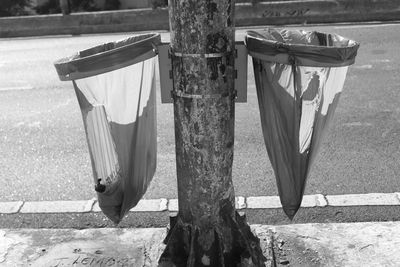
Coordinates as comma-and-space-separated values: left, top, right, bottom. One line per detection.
158, 42, 248, 103
234, 41, 248, 103
157, 43, 174, 104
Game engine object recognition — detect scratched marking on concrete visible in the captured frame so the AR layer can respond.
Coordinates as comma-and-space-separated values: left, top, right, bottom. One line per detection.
49, 255, 138, 267
29, 240, 145, 267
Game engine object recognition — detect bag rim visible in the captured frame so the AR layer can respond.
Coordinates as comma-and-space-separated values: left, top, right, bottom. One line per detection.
245, 29, 360, 67
54, 32, 161, 81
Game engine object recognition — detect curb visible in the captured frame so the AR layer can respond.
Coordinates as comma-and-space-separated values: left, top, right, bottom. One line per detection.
1, 0, 399, 38
2, 193, 399, 215
19, 200, 95, 214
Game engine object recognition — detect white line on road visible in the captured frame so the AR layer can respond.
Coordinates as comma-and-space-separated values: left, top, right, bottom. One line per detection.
353, 64, 373, 70
334, 23, 399, 29
0, 86, 34, 91
342, 122, 373, 127
372, 59, 391, 63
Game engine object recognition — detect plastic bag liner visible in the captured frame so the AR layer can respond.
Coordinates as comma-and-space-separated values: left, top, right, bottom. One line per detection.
54, 33, 161, 223
245, 29, 359, 219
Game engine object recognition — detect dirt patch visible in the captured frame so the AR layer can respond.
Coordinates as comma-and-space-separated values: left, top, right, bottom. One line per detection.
272, 232, 322, 267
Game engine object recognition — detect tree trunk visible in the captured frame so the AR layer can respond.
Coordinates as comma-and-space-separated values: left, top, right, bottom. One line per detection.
159, 1, 266, 266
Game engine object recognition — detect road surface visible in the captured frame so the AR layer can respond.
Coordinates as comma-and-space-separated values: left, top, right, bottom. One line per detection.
0, 23, 399, 204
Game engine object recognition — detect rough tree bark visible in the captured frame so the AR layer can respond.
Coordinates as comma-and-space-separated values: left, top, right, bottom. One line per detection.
158, 1, 266, 266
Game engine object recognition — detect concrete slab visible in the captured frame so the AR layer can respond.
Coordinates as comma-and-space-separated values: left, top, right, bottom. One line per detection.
1, 222, 400, 266
0, 201, 23, 214
0, 228, 166, 266
267, 221, 400, 266
0, 226, 273, 266
20, 200, 95, 214
326, 193, 400, 207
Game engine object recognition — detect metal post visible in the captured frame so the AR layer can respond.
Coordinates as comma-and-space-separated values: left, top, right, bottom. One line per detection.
159, 1, 266, 266
59, 0, 70, 15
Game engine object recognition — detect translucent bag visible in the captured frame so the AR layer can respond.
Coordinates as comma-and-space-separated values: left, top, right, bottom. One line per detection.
245, 29, 359, 218
54, 33, 161, 223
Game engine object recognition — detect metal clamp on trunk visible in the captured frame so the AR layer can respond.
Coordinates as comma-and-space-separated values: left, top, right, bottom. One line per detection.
171, 90, 237, 100
158, 42, 247, 104
170, 51, 230, 58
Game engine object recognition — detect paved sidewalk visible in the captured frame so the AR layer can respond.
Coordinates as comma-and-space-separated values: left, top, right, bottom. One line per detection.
1, 221, 399, 266
269, 222, 400, 266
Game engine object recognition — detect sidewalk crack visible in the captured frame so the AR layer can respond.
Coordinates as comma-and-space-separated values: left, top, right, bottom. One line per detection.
270, 230, 277, 267
322, 194, 329, 206
395, 192, 400, 203
1, 238, 21, 263
0, 232, 9, 263
142, 245, 151, 267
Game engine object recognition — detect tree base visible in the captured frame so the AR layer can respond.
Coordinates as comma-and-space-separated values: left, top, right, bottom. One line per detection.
158, 210, 267, 267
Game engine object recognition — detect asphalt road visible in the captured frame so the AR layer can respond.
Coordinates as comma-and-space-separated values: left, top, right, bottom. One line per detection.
0, 23, 399, 202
